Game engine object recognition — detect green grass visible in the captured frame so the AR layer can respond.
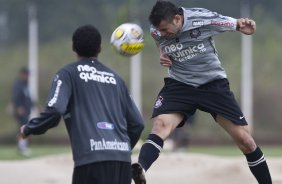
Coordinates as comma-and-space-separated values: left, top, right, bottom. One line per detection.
0, 145, 71, 160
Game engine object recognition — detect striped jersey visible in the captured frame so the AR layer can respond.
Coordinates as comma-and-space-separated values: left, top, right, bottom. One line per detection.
150, 7, 237, 87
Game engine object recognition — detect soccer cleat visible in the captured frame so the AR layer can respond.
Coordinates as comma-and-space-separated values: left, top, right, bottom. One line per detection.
132, 163, 146, 184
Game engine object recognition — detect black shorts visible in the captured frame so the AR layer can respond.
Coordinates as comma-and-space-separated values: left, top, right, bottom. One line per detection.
72, 161, 131, 184
152, 78, 247, 127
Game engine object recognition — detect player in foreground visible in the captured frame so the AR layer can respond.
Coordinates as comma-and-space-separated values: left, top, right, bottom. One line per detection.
20, 25, 144, 184
132, 1, 272, 184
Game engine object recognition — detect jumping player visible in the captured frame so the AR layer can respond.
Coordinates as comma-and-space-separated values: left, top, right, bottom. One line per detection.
132, 1, 272, 184
20, 25, 144, 184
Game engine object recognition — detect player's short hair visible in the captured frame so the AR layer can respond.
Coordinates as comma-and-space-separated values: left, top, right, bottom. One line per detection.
72, 25, 101, 57
20, 67, 29, 74
149, 1, 179, 27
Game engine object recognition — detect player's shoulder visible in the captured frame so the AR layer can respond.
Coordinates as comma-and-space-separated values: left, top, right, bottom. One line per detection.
51, 61, 78, 81
61, 59, 96, 74
184, 7, 213, 14
57, 62, 75, 74
183, 7, 218, 19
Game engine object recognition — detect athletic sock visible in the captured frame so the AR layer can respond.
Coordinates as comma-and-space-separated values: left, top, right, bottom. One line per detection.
138, 134, 164, 171
18, 138, 28, 151
245, 147, 272, 184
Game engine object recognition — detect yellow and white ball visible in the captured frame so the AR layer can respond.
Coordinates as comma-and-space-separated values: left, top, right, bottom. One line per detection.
111, 23, 144, 57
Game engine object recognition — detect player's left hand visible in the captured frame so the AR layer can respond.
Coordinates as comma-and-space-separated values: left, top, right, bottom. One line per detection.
237, 18, 256, 35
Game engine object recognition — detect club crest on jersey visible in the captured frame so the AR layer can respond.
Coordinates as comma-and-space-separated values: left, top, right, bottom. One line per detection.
154, 96, 164, 108
190, 29, 201, 39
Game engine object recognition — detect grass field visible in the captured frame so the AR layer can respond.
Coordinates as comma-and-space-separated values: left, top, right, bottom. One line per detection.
0, 145, 71, 160
0, 144, 281, 160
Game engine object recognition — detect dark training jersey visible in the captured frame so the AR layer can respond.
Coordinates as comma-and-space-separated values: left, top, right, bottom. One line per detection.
24, 59, 144, 167
150, 7, 237, 87
12, 78, 33, 125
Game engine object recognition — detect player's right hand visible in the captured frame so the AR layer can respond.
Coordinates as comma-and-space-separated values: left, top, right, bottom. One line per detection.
160, 53, 172, 67
237, 18, 256, 35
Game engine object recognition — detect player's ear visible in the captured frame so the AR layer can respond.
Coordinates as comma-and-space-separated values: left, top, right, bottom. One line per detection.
98, 46, 101, 54
174, 14, 182, 24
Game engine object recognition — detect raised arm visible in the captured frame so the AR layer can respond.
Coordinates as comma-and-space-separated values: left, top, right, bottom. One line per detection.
236, 18, 256, 35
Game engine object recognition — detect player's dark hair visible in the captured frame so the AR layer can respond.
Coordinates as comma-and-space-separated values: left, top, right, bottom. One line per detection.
72, 25, 101, 57
20, 67, 29, 74
149, 1, 180, 26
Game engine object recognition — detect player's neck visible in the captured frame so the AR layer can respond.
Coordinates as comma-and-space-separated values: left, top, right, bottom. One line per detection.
78, 56, 97, 61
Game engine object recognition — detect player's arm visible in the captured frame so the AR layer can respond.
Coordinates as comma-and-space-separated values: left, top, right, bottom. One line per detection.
200, 8, 255, 35
21, 107, 61, 138
20, 69, 72, 138
236, 18, 256, 35
150, 26, 172, 67
156, 40, 172, 67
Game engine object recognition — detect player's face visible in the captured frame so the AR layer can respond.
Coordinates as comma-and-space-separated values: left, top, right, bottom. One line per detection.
157, 15, 182, 38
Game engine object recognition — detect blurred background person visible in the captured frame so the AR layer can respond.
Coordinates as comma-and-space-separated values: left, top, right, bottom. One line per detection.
11, 67, 33, 156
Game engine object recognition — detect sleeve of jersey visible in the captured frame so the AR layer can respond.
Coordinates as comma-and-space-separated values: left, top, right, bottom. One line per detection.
23, 107, 61, 136
46, 69, 72, 114
150, 26, 161, 42
203, 10, 237, 33
123, 86, 144, 149
23, 69, 72, 136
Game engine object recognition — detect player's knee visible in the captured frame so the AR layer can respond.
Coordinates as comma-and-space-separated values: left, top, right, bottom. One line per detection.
151, 117, 173, 140
152, 117, 168, 131
238, 134, 257, 154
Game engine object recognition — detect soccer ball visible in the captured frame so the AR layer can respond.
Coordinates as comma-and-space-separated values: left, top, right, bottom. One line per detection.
111, 23, 144, 57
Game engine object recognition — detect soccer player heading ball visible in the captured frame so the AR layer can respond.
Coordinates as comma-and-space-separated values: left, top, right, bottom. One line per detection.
132, 1, 272, 184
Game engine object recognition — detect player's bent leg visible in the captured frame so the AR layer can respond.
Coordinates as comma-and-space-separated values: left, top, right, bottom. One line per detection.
132, 113, 183, 184
216, 115, 256, 153
139, 113, 183, 170
216, 115, 272, 184
151, 113, 184, 140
